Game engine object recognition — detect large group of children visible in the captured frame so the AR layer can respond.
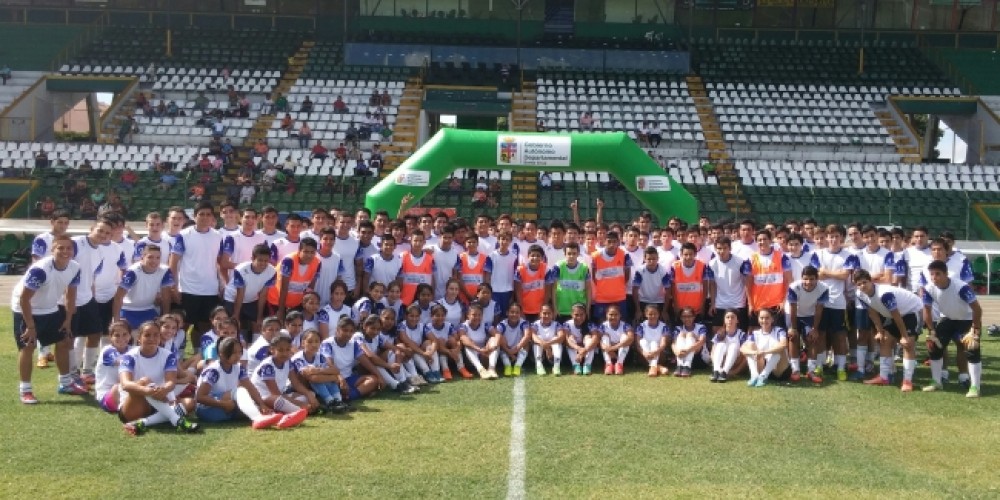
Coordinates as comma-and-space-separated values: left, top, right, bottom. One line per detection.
12, 199, 988, 436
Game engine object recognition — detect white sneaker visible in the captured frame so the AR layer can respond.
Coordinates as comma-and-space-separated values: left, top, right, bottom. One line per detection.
487, 369, 498, 380
408, 375, 422, 386
414, 374, 428, 386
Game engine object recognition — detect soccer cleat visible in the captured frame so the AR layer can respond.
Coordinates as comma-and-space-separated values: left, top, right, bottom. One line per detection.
790, 371, 801, 383
477, 367, 489, 379
573, 364, 583, 376
276, 408, 308, 429
396, 382, 419, 395
504, 366, 513, 377
604, 364, 614, 375
717, 371, 727, 383
326, 400, 351, 414
79, 371, 96, 386
837, 370, 848, 382
863, 376, 891, 386
536, 365, 547, 376
252, 413, 283, 429
754, 377, 768, 387
966, 386, 980, 398
847, 362, 859, 373
36, 357, 49, 369
58, 381, 89, 395
582, 365, 592, 376
674, 367, 684, 377
901, 380, 913, 392
20, 392, 38, 404
808, 371, 823, 384
552, 365, 561, 377
441, 368, 453, 381
648, 366, 659, 378
175, 417, 201, 433
124, 421, 147, 436
747, 376, 758, 387
848, 371, 864, 382
416, 374, 428, 385
710, 371, 719, 382
512, 366, 522, 377
960, 379, 971, 392
922, 382, 943, 392
615, 363, 624, 375
458, 367, 474, 380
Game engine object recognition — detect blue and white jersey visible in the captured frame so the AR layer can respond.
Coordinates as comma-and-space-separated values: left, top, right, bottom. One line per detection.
320, 337, 364, 376
423, 321, 455, 341
352, 296, 384, 320
380, 298, 405, 325
314, 249, 346, 307
917, 252, 974, 289
223, 230, 268, 273
788, 251, 815, 283
898, 245, 931, 293
93, 241, 128, 303
472, 299, 498, 325
119, 263, 174, 311
600, 320, 632, 344
94, 345, 128, 399
317, 303, 355, 330
71, 235, 105, 305
857, 284, 924, 318
302, 311, 321, 334
171, 227, 224, 296
363, 253, 402, 288
197, 360, 248, 395
163, 332, 186, 359
429, 244, 461, 300
858, 247, 896, 278
632, 263, 672, 304
922, 278, 977, 322
561, 320, 592, 345
486, 248, 519, 293
415, 302, 434, 324
260, 229, 287, 247
436, 297, 465, 329
497, 319, 529, 347
707, 256, 750, 309
811, 248, 860, 309
713, 328, 747, 345
119, 346, 177, 386
785, 280, 830, 317
11, 256, 80, 314
291, 350, 330, 374
459, 320, 493, 346
672, 322, 708, 341
748, 327, 787, 348
398, 322, 425, 345
269, 236, 301, 265
331, 234, 362, 291
31, 232, 55, 259
199, 330, 219, 357
635, 320, 670, 344
251, 356, 292, 398
352, 331, 387, 353
133, 236, 173, 262
223, 261, 277, 303
246, 336, 271, 374
531, 319, 560, 342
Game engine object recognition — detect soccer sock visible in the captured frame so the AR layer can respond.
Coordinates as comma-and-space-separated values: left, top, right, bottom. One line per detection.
19, 381, 31, 393
789, 358, 800, 374
455, 352, 466, 369
488, 350, 499, 370
711, 344, 724, 372
464, 348, 485, 371
807, 359, 817, 373
515, 349, 528, 367
723, 342, 739, 373
551, 344, 563, 365
140, 411, 170, 427
958, 372, 969, 383
603, 351, 613, 365
501, 352, 512, 367
84, 347, 98, 372
71, 337, 86, 373
144, 396, 182, 426
38, 343, 49, 358
681, 351, 694, 368
394, 365, 408, 383
761, 354, 780, 379
902, 359, 916, 382
747, 356, 760, 380
856, 347, 867, 371
866, 350, 877, 365
404, 359, 418, 377
427, 353, 439, 372
879, 356, 892, 380
235, 387, 264, 420
583, 349, 595, 367
325, 382, 343, 401
273, 396, 299, 414
834, 354, 847, 371
816, 352, 827, 370
533, 344, 544, 364
311, 382, 333, 402
377, 367, 399, 388
930, 359, 943, 384
438, 354, 449, 372
99, 336, 110, 350
968, 362, 982, 387
58, 373, 72, 386
618, 346, 630, 364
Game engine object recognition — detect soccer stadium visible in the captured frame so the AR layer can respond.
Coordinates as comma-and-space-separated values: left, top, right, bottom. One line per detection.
1, 1, 1000, 497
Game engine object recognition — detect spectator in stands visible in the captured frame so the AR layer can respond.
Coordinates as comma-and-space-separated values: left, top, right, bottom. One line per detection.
189, 183, 205, 201
51, 157, 69, 174
260, 93, 273, 115
499, 64, 510, 84
489, 178, 502, 204
280, 113, 294, 131
193, 91, 209, 112
310, 140, 328, 161
380, 90, 392, 107
300, 96, 314, 114
252, 138, 269, 158
237, 160, 255, 182
34, 150, 49, 169
36, 196, 55, 217
334, 143, 348, 167
345, 123, 359, 145
238, 94, 251, 117
702, 162, 717, 177
448, 176, 462, 190
638, 122, 650, 147
580, 111, 595, 131
380, 124, 393, 142
151, 153, 166, 173
284, 175, 297, 195
539, 172, 552, 190
119, 115, 135, 144
227, 86, 239, 108
274, 92, 289, 113
166, 100, 180, 117
536, 119, 546, 132
369, 89, 381, 107
648, 123, 662, 148
158, 171, 178, 190
154, 100, 167, 117
119, 169, 138, 191
320, 175, 338, 194
220, 138, 235, 164
211, 119, 225, 138
369, 144, 383, 172
208, 137, 223, 157
135, 93, 150, 114
198, 154, 213, 172
475, 176, 488, 191
281, 155, 297, 173
354, 158, 370, 177
239, 180, 256, 205
298, 121, 313, 149
78, 160, 94, 176
221, 65, 231, 81
472, 188, 488, 208
79, 198, 98, 219
185, 153, 200, 172
333, 95, 347, 114
0, 64, 10, 85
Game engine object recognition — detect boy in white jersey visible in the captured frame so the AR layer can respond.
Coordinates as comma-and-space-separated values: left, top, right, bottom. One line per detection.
30, 209, 70, 368
269, 213, 304, 264
921, 260, 983, 397
850, 225, 896, 380
12, 235, 85, 403
69, 217, 116, 384
707, 236, 750, 334
169, 201, 226, 338
429, 224, 461, 300
785, 233, 815, 283
259, 206, 287, 246
223, 208, 267, 281
223, 244, 277, 340
632, 246, 671, 323
897, 226, 931, 292
313, 228, 346, 307
134, 212, 172, 262
331, 212, 362, 300
813, 224, 860, 381
113, 244, 174, 329
786, 266, 830, 383
218, 201, 241, 237
854, 270, 924, 391
361, 235, 402, 292
485, 231, 519, 316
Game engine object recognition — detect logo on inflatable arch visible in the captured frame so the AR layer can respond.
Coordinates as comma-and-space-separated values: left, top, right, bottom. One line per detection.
498, 137, 519, 164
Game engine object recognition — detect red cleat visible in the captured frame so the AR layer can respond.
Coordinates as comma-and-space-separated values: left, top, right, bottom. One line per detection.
458, 367, 474, 379
276, 408, 308, 429
252, 413, 283, 429
790, 372, 801, 383
863, 376, 891, 386
900, 380, 913, 392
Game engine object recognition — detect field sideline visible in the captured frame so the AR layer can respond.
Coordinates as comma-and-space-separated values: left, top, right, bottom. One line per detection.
2, 305, 1000, 499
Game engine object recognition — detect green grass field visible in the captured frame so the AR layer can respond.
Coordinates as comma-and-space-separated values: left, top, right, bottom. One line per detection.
2, 306, 1000, 499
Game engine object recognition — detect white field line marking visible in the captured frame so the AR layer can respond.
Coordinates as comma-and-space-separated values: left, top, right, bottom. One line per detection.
506, 377, 527, 500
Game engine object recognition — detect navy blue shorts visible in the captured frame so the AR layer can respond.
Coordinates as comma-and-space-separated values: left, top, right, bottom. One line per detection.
72, 299, 103, 337
820, 308, 847, 334
345, 374, 363, 400
121, 308, 158, 330
13, 308, 67, 350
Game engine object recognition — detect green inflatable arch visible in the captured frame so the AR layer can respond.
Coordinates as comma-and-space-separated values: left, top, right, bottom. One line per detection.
365, 129, 699, 223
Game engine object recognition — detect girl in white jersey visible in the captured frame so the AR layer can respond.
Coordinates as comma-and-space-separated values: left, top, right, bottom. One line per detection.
458, 304, 500, 379
353, 282, 385, 324
283, 312, 305, 350
636, 305, 671, 377
355, 316, 419, 394
250, 333, 316, 425
318, 281, 354, 339
195, 337, 284, 429
437, 279, 466, 330
291, 330, 351, 413
561, 303, 598, 376
497, 303, 531, 377
529, 304, 565, 376
600, 305, 634, 376
158, 315, 197, 393
300, 292, 322, 333
398, 304, 442, 383
380, 308, 425, 387
414, 284, 435, 324
424, 304, 466, 381
671, 306, 707, 378
740, 309, 790, 387
120, 322, 200, 436
248, 317, 282, 374
95, 321, 132, 413
320, 317, 381, 400
710, 310, 747, 383
380, 282, 405, 326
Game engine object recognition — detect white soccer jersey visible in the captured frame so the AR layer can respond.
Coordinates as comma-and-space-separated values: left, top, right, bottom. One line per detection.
317, 303, 355, 329
270, 237, 302, 264
399, 322, 425, 345
332, 235, 361, 291
731, 240, 759, 261
531, 319, 560, 341
430, 245, 461, 299
251, 356, 291, 398
112, 237, 135, 269
748, 327, 787, 350
71, 236, 105, 305
423, 321, 455, 341
545, 244, 566, 267
93, 241, 127, 303
812, 248, 859, 309
364, 253, 402, 288
119, 346, 177, 387
171, 227, 224, 296
635, 320, 670, 344
858, 284, 924, 318
119, 263, 174, 311
561, 320, 592, 344
788, 251, 815, 283
436, 298, 465, 329
922, 279, 976, 321
900, 245, 931, 292
314, 249, 346, 307
31, 232, 55, 259
133, 236, 173, 262
224, 230, 268, 272
486, 248, 519, 293
632, 263, 670, 304
356, 242, 378, 267
459, 320, 492, 346
515, 238, 543, 260
261, 229, 287, 247
785, 281, 830, 317
708, 255, 750, 309
601, 320, 631, 344
291, 350, 329, 375
246, 336, 271, 374
497, 319, 528, 346
223, 261, 277, 303
472, 299, 498, 325
858, 247, 895, 278
197, 360, 248, 395
477, 235, 498, 257
320, 337, 363, 376
94, 345, 128, 399
622, 245, 645, 291
11, 257, 80, 314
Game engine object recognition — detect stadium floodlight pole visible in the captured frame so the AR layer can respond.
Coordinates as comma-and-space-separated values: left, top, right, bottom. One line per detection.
511, 0, 529, 71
